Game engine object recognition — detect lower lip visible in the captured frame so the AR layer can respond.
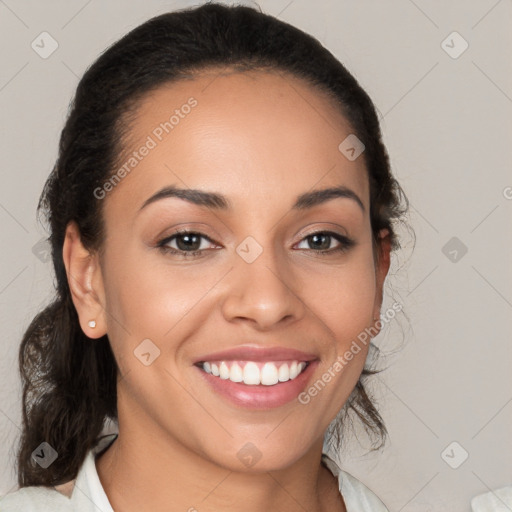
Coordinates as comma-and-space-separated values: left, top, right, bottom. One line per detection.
195, 362, 318, 409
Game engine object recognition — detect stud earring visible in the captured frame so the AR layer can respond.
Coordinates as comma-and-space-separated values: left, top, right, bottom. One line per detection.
88, 320, 96, 329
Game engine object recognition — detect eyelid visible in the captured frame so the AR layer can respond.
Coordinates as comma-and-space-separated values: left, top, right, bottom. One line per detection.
157, 228, 218, 248
157, 227, 355, 259
294, 230, 354, 252
157, 225, 350, 247
294, 222, 350, 240
155, 224, 220, 244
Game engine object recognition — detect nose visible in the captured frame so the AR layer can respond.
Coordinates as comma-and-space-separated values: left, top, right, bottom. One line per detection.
220, 240, 306, 331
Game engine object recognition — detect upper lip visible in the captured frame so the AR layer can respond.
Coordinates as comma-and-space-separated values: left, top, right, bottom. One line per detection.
193, 345, 318, 364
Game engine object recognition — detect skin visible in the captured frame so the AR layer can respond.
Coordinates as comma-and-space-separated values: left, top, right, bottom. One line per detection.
63, 69, 391, 512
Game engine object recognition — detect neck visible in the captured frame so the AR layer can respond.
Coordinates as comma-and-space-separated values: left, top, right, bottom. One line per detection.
95, 401, 345, 512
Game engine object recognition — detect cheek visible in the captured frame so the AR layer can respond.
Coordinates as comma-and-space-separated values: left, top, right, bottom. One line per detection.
303, 253, 377, 342
101, 248, 219, 365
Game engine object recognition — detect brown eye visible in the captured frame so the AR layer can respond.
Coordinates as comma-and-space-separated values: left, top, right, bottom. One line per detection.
307, 233, 332, 251
157, 230, 218, 258
295, 231, 355, 255
174, 232, 202, 252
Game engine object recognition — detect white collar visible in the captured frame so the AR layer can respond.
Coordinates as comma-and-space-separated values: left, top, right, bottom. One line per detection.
56, 434, 116, 511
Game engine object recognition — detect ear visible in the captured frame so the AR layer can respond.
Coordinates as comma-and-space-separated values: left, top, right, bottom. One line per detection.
62, 221, 107, 339
372, 228, 392, 326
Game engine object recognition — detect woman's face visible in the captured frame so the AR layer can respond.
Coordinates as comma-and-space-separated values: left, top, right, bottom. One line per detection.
81, 69, 390, 471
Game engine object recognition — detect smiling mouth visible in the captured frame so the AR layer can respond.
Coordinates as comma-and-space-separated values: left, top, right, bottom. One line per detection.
197, 360, 310, 386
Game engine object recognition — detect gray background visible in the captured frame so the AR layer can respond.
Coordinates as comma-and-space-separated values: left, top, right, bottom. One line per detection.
1, 0, 511, 510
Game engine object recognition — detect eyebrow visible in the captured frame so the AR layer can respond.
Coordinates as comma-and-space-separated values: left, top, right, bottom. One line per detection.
139, 185, 365, 213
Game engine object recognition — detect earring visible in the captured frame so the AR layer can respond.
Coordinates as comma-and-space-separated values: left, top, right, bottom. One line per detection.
88, 320, 96, 329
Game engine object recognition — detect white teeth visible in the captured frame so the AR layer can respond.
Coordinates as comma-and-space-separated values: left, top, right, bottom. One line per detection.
289, 361, 299, 379
243, 362, 261, 385
230, 362, 243, 382
278, 363, 290, 382
260, 362, 279, 386
201, 360, 308, 385
219, 362, 230, 379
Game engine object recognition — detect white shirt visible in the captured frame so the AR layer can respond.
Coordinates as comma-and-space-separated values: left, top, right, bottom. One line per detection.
0, 434, 389, 511
471, 485, 512, 511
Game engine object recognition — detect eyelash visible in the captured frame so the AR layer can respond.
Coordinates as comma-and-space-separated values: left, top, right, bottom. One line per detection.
156, 228, 355, 258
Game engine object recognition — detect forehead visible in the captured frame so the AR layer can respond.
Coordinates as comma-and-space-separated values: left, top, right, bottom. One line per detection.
106, 69, 369, 219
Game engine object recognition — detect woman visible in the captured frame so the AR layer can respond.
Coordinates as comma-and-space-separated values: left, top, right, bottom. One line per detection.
1, 3, 407, 510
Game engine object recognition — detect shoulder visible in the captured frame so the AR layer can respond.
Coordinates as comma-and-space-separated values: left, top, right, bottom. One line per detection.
1, 433, 118, 512
322, 453, 389, 512
0, 485, 72, 512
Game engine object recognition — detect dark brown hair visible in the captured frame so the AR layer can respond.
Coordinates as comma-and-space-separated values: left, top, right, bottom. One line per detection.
17, 1, 408, 487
